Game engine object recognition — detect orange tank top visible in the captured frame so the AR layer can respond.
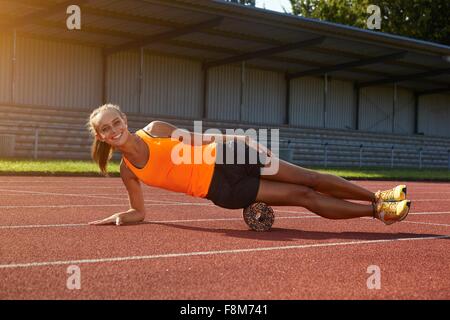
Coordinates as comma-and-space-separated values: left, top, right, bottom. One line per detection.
122, 129, 217, 198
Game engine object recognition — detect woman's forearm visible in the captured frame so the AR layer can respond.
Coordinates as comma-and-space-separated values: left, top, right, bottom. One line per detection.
189, 132, 247, 145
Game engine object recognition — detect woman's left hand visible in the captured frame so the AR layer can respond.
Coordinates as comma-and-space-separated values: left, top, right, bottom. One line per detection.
245, 136, 272, 157
89, 210, 145, 226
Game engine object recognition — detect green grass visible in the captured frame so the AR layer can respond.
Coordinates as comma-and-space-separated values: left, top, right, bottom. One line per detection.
0, 159, 120, 176
313, 167, 450, 181
0, 159, 449, 181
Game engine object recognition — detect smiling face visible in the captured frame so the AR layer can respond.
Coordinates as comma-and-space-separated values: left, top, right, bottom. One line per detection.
93, 109, 130, 147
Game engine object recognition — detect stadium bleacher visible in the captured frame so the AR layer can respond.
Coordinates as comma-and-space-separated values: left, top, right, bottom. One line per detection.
1, 104, 450, 169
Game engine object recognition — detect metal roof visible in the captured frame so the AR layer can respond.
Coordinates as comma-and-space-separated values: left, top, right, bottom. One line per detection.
1, 0, 449, 94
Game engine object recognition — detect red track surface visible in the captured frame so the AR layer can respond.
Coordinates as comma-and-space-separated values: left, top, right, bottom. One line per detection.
0, 176, 449, 299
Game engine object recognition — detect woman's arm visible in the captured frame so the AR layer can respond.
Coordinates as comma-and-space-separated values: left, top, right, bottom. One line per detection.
147, 120, 272, 158
145, 120, 252, 146
89, 162, 146, 226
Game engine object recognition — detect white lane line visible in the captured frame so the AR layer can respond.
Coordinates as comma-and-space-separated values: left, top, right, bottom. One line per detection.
0, 193, 129, 197
276, 210, 450, 216
1, 209, 449, 230
277, 210, 312, 214
0, 223, 87, 229
0, 189, 190, 205
0, 202, 213, 209
0, 215, 319, 229
152, 201, 212, 206
410, 211, 450, 215
411, 199, 450, 202
6, 189, 214, 205
1, 180, 448, 187
0, 186, 125, 189
2, 198, 449, 217
361, 216, 450, 228
360, 216, 450, 228
4, 189, 450, 207
0, 234, 448, 269
0, 190, 188, 197
10, 199, 446, 208
409, 192, 450, 194
0, 203, 210, 209
0, 204, 129, 209
403, 221, 450, 227
0, 180, 102, 183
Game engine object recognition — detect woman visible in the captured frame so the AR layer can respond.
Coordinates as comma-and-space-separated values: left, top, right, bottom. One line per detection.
87, 104, 410, 226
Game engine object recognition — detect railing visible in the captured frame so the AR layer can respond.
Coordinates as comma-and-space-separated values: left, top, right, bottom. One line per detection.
1, 119, 450, 170
276, 139, 450, 170
0, 121, 146, 159
0, 121, 88, 159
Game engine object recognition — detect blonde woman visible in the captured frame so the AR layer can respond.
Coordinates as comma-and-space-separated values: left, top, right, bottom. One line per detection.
87, 104, 410, 226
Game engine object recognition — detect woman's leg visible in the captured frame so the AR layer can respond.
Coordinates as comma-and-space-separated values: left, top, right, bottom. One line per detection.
262, 158, 375, 202
255, 179, 373, 220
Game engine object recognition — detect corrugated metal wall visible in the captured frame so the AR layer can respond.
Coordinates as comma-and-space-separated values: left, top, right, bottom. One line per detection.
0, 32, 12, 104
242, 68, 285, 124
289, 76, 324, 127
14, 36, 102, 109
207, 65, 241, 121
326, 78, 354, 129
359, 86, 394, 133
106, 51, 140, 113
141, 54, 203, 118
418, 94, 450, 137
395, 87, 415, 134
3, 33, 448, 140
207, 65, 285, 124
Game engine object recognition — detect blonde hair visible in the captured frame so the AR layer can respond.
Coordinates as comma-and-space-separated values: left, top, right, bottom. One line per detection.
87, 104, 125, 176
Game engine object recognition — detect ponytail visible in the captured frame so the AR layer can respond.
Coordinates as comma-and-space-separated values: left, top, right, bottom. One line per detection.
91, 137, 113, 176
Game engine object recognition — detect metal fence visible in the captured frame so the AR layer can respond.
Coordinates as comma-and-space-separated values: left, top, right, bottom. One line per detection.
277, 139, 450, 170
1, 120, 450, 170
0, 121, 86, 159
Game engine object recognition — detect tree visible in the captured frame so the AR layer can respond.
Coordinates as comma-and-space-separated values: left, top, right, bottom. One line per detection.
289, 0, 450, 45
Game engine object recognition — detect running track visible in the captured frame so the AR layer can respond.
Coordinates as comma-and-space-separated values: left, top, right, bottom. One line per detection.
0, 176, 449, 299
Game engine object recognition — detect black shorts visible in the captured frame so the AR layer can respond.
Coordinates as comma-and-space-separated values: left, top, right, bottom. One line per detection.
206, 140, 266, 209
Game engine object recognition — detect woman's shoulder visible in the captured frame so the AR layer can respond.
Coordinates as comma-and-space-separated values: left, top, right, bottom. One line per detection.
142, 121, 155, 134
142, 121, 177, 138
142, 121, 163, 134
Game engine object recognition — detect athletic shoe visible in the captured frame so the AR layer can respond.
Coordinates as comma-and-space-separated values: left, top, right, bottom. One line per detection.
375, 184, 407, 202
374, 200, 411, 225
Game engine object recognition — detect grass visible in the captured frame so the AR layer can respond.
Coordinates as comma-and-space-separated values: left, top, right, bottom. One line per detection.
0, 159, 120, 176
0, 159, 450, 181
313, 167, 450, 181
